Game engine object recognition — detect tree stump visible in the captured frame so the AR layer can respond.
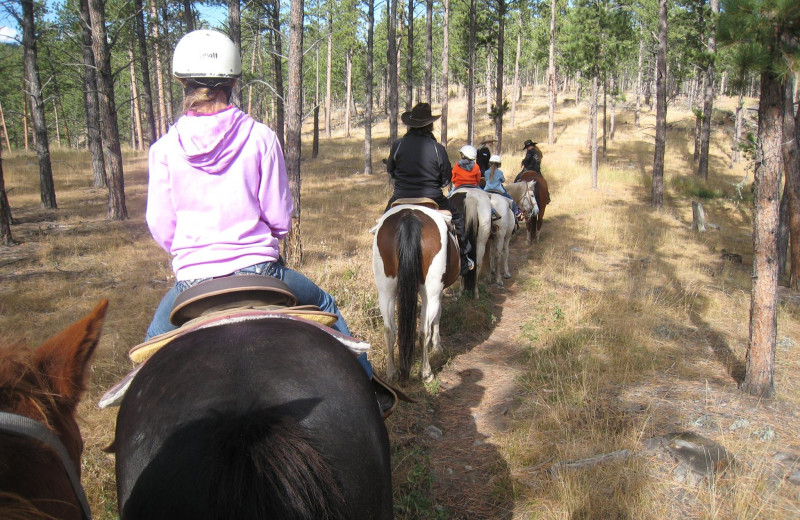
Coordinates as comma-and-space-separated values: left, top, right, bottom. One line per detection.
691, 201, 707, 232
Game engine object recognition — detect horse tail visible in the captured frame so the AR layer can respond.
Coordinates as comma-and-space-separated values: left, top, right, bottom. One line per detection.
396, 211, 422, 381
462, 197, 479, 296
208, 410, 347, 520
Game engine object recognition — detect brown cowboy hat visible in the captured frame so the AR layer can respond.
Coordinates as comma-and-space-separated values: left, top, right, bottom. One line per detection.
401, 103, 441, 127
522, 139, 537, 150
479, 135, 497, 145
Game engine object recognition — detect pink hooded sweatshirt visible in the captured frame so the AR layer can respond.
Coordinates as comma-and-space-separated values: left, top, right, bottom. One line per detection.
146, 106, 292, 281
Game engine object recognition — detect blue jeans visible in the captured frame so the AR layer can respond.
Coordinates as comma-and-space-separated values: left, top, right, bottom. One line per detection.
144, 262, 372, 378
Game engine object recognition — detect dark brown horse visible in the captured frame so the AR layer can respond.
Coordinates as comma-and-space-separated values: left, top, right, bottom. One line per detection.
0, 300, 108, 520
516, 170, 550, 244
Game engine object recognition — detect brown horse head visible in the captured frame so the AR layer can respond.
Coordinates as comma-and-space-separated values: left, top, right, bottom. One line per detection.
0, 300, 107, 520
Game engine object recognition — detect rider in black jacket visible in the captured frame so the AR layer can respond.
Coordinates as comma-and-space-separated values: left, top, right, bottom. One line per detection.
386, 103, 473, 275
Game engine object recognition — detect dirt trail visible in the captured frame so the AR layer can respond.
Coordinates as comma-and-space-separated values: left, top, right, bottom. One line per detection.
410, 246, 532, 519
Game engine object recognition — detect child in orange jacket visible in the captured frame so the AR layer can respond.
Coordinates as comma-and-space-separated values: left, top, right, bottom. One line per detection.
451, 145, 482, 189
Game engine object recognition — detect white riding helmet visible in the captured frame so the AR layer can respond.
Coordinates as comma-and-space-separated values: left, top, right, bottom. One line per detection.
459, 145, 477, 161
489, 154, 502, 164
173, 30, 242, 79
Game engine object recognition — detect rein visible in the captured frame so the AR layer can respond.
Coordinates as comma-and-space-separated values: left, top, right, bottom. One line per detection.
0, 411, 92, 520
519, 183, 537, 219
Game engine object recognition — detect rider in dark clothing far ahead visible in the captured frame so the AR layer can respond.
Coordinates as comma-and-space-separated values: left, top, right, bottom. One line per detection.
515, 138, 542, 182
385, 102, 474, 275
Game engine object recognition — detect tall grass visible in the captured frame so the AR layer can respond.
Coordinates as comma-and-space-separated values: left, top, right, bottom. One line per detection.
2, 90, 798, 519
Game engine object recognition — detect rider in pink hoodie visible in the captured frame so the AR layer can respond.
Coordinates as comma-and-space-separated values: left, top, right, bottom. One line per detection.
144, 31, 371, 377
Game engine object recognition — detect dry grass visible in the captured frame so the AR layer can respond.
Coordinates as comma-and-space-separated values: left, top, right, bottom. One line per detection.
2, 89, 799, 519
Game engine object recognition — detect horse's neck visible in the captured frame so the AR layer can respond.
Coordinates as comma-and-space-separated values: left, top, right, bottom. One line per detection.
507, 182, 524, 202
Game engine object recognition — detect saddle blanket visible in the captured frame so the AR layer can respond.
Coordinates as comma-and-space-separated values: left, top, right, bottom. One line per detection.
98, 310, 371, 409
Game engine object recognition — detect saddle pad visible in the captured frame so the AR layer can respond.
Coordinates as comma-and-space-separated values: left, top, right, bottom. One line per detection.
391, 197, 439, 210
100, 312, 370, 409
131, 306, 339, 364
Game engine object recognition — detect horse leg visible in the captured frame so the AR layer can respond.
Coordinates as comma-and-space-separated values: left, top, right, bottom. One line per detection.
502, 231, 512, 279
536, 204, 546, 242
418, 293, 433, 383
377, 282, 398, 382
526, 218, 534, 246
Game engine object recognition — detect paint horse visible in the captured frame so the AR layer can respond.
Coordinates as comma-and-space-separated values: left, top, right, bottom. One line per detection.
372, 201, 460, 382
448, 187, 493, 299
0, 300, 107, 520
514, 170, 550, 244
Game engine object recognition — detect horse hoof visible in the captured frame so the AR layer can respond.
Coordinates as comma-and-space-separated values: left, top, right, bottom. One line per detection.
423, 373, 435, 384
503, 273, 511, 279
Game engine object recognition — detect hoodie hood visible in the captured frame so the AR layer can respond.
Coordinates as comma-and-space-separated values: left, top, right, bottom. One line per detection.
173, 106, 255, 174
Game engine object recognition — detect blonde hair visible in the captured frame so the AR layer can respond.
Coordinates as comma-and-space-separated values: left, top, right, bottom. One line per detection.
178, 79, 233, 114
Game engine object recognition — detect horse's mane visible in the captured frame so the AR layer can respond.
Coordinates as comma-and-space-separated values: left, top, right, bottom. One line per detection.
208, 410, 348, 520
0, 492, 59, 520
0, 343, 56, 427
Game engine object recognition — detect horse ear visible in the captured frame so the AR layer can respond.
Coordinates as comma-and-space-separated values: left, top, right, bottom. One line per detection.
33, 300, 109, 410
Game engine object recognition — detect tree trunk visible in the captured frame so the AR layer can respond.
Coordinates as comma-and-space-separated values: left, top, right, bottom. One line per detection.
591, 70, 598, 190
325, 6, 332, 139
133, 0, 156, 147
159, 3, 174, 126
345, 50, 352, 138
782, 77, 800, 290
742, 70, 783, 398
0, 147, 15, 245
440, 0, 449, 146
406, 0, 414, 110
21, 0, 56, 209
270, 0, 285, 148
148, 0, 166, 137
284, 0, 304, 264
79, 0, 106, 187
511, 13, 521, 128
547, 0, 556, 145
697, 0, 719, 179
609, 74, 616, 141
466, 0, 476, 145
129, 48, 144, 151
494, 0, 505, 152
651, 0, 667, 208
364, 0, 374, 174
313, 45, 319, 158
183, 0, 194, 31
0, 102, 10, 151
424, 0, 432, 102
730, 92, 744, 167
88, 0, 127, 220
635, 36, 643, 128
387, 0, 398, 142
228, 0, 242, 106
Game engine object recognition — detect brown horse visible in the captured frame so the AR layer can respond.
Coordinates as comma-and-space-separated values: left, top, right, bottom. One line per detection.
372, 203, 460, 382
516, 170, 550, 244
0, 300, 107, 520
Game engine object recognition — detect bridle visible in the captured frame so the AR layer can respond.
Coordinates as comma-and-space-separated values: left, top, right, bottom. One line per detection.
0, 411, 93, 520
518, 182, 538, 220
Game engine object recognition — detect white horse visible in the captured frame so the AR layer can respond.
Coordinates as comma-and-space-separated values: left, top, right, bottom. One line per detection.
486, 193, 515, 286
372, 203, 460, 383
448, 187, 493, 299
506, 180, 540, 245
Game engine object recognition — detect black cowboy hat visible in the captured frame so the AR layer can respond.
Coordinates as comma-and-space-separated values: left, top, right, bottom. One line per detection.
401, 103, 441, 127
522, 139, 536, 150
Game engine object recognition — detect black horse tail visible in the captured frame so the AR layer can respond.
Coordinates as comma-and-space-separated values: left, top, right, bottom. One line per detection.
208, 411, 347, 520
396, 211, 422, 381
